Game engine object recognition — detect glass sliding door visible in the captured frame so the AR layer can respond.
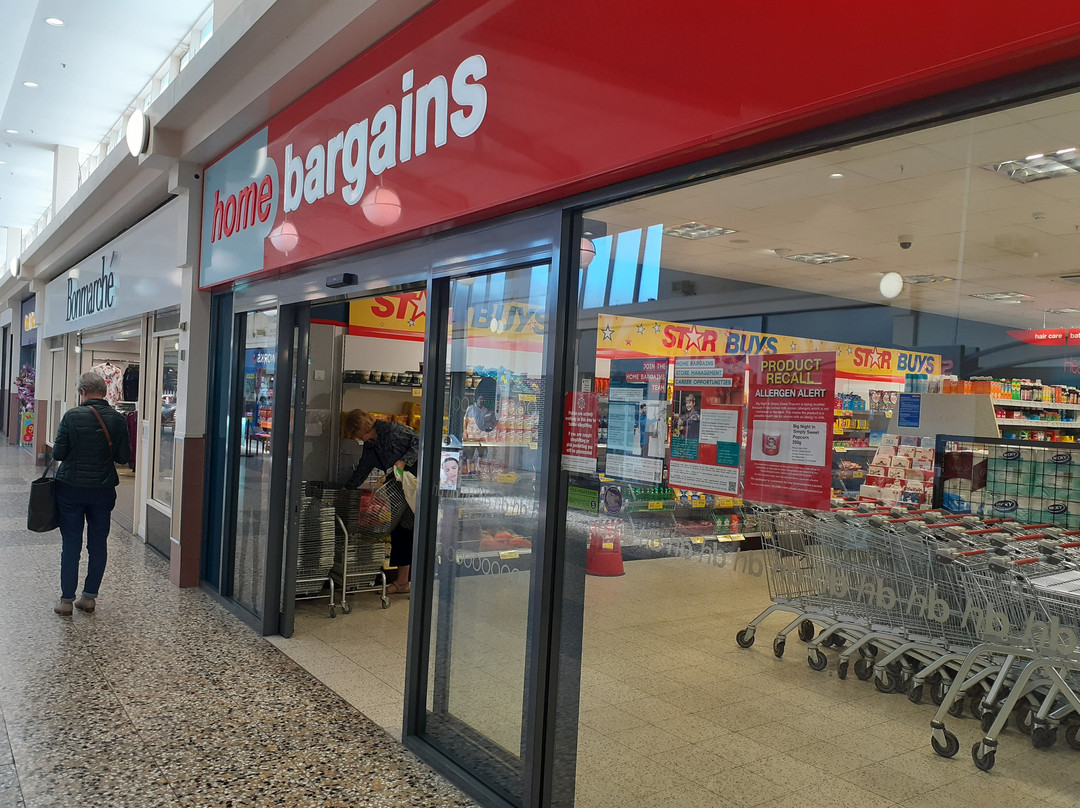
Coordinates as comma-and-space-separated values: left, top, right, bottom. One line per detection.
423, 264, 551, 803
233, 309, 279, 618
152, 335, 179, 509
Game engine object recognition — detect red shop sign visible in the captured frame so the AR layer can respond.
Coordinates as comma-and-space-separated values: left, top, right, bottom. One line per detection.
200, 0, 1080, 288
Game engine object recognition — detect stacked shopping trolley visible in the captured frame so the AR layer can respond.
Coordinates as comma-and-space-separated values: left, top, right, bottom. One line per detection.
735, 503, 1080, 771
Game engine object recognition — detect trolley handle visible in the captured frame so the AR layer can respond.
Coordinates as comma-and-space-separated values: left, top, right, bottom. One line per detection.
1007, 533, 1047, 542
964, 528, 1004, 536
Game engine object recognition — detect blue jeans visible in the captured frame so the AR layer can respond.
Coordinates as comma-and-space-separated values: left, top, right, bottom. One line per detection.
56, 482, 116, 601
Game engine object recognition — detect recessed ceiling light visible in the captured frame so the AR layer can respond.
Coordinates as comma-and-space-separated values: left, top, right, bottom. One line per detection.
984, 149, 1080, 183
663, 222, 737, 239
904, 274, 954, 284
22, 81, 38, 89
783, 251, 858, 265
44, 17, 64, 26
4, 129, 17, 135
829, 173, 844, 178
969, 291, 1032, 302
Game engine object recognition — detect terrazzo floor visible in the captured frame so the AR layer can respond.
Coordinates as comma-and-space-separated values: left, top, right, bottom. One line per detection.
0, 443, 476, 808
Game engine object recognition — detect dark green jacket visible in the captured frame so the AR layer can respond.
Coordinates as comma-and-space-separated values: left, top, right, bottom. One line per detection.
53, 399, 132, 487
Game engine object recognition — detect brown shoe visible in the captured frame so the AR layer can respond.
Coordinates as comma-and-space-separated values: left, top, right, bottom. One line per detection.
74, 596, 96, 613
54, 600, 73, 616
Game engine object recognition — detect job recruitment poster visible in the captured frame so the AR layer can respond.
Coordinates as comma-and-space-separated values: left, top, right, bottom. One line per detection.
745, 352, 836, 510
669, 356, 745, 495
605, 358, 668, 484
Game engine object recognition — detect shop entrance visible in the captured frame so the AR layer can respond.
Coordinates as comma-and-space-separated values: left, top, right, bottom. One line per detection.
79, 327, 141, 533
281, 288, 427, 628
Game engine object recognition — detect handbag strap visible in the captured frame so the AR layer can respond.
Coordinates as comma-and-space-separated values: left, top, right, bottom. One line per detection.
85, 405, 114, 450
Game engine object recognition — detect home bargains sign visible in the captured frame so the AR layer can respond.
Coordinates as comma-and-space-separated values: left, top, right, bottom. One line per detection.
200, 0, 1080, 288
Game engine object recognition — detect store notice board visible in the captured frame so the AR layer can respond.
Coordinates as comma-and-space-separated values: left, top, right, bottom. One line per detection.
888, 393, 998, 439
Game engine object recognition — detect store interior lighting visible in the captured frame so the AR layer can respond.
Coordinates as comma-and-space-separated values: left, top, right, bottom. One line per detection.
783, 251, 858, 265
984, 147, 1080, 182
662, 222, 736, 239
969, 291, 1032, 302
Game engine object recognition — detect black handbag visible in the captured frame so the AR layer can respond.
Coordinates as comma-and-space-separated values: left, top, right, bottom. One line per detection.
27, 462, 59, 533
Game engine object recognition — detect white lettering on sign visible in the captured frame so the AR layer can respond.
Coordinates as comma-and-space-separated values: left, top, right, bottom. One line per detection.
67, 256, 117, 322
284, 54, 488, 213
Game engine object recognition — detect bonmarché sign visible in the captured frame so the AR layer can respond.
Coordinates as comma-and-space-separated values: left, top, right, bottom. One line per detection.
67, 257, 117, 322
41, 200, 183, 339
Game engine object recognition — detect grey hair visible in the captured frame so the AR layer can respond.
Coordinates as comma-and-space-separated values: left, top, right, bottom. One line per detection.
77, 371, 108, 397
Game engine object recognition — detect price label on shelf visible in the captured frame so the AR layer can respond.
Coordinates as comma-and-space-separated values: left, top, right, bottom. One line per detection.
498, 473, 517, 484
412, 387, 422, 397
647, 501, 664, 510
718, 497, 735, 508
602, 541, 614, 550
519, 394, 537, 402
499, 550, 520, 560
691, 497, 706, 508
529, 442, 538, 450
691, 536, 705, 544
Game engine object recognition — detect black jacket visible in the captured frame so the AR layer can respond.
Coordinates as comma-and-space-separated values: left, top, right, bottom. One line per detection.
345, 419, 419, 489
53, 399, 133, 487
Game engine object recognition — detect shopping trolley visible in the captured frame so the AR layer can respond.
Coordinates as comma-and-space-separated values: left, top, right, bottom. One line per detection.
326, 473, 409, 614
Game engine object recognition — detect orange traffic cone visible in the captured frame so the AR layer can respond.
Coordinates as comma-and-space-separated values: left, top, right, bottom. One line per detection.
586, 524, 625, 576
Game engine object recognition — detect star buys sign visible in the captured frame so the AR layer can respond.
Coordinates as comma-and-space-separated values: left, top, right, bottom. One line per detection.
208, 54, 489, 245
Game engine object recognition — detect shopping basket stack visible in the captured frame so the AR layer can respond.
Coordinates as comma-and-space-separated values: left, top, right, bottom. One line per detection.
734, 505, 1080, 770
295, 488, 337, 596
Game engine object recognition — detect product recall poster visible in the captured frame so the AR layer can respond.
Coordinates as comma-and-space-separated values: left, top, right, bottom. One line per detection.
604, 358, 668, 484
561, 392, 600, 474
745, 352, 836, 510
669, 356, 745, 495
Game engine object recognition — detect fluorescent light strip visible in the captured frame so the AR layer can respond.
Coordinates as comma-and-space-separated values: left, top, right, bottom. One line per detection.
662, 222, 736, 239
783, 251, 858, 265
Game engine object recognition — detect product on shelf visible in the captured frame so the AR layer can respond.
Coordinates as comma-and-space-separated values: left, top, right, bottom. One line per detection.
859, 434, 935, 505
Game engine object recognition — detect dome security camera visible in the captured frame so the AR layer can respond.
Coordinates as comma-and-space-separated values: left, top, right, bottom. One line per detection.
898, 234, 913, 250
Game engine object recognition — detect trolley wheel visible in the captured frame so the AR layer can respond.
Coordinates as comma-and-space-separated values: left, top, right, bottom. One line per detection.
773, 638, 786, 659
932, 730, 960, 758
798, 620, 815, 642
837, 659, 849, 680
968, 694, 985, 720
329, 604, 337, 618
341, 600, 352, 615
971, 743, 996, 772
1031, 724, 1057, 750
907, 682, 924, 705
875, 669, 897, 694
930, 679, 949, 706
1064, 722, 1080, 750
1015, 703, 1034, 735
381, 596, 391, 609
807, 649, 828, 671
853, 658, 874, 681
822, 633, 847, 649
735, 629, 756, 649
980, 709, 997, 733
947, 696, 966, 718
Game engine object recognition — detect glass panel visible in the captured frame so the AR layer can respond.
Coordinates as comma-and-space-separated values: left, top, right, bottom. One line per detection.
233, 309, 278, 617
425, 265, 549, 802
559, 91, 1080, 808
152, 336, 179, 508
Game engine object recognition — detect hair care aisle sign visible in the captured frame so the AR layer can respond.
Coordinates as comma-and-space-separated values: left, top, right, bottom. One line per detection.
668, 356, 745, 496
745, 353, 835, 510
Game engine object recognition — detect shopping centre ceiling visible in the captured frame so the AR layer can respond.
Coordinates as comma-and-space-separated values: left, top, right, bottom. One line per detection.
0, 1, 210, 255
593, 93, 1080, 331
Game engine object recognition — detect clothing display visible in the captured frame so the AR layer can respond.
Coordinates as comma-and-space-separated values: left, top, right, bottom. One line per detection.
89, 362, 124, 406
122, 364, 140, 402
